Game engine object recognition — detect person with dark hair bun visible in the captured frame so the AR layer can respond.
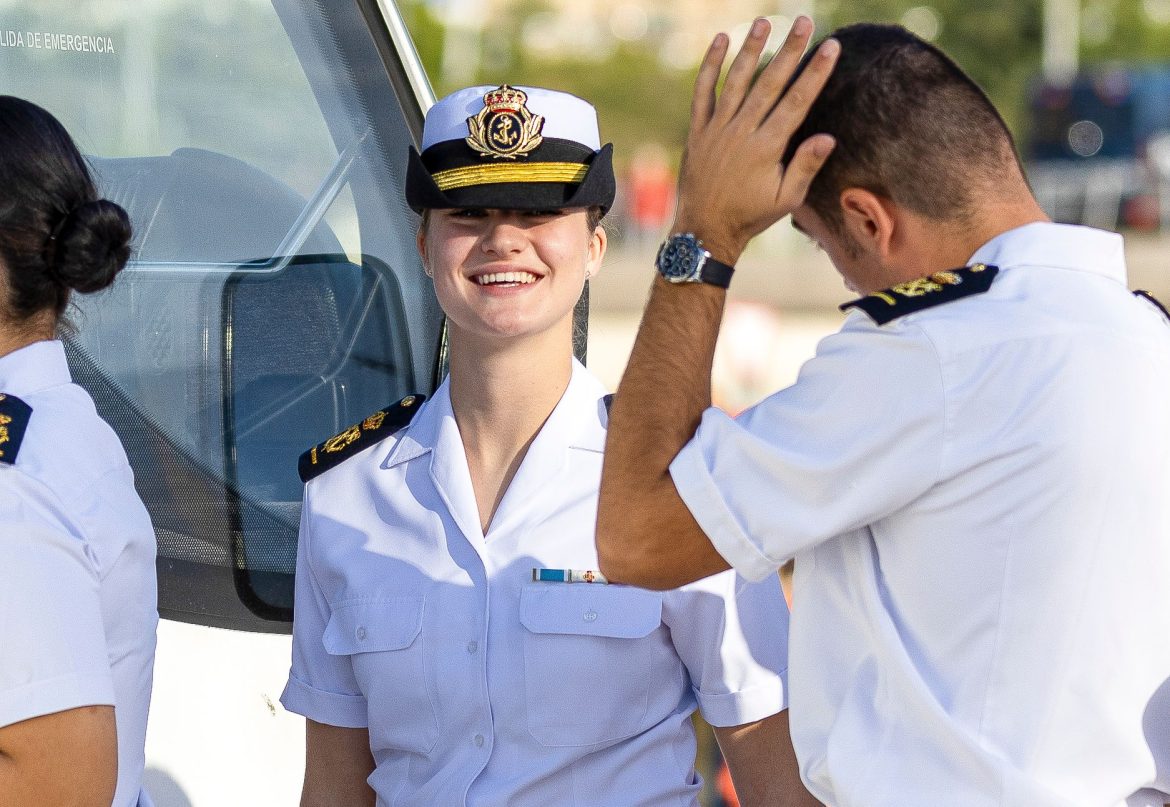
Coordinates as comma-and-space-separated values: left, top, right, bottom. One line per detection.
0, 96, 157, 807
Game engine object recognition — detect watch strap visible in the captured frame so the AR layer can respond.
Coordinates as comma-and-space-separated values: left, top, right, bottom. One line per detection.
699, 255, 734, 289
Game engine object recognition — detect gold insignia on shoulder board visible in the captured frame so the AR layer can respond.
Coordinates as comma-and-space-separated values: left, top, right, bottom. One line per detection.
890, 271, 963, 299
323, 424, 362, 453
466, 85, 545, 160
362, 411, 387, 431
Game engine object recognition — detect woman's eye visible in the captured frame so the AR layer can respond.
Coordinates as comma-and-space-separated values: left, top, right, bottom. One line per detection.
451, 208, 486, 218
530, 209, 563, 218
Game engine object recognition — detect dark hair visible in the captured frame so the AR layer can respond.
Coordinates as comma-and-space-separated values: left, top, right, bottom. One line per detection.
783, 24, 1023, 232
0, 96, 132, 324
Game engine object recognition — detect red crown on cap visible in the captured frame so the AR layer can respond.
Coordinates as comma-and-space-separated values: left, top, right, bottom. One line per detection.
482, 85, 527, 114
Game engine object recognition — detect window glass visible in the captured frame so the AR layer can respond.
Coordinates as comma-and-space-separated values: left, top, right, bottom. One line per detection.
0, 0, 441, 628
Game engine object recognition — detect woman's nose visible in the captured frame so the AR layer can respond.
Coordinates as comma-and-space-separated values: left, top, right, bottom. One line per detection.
480, 214, 525, 255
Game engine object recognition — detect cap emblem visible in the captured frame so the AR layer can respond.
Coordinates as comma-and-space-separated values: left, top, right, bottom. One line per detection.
466, 85, 544, 160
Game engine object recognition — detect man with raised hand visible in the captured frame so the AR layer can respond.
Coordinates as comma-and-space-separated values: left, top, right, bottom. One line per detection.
598, 16, 1170, 805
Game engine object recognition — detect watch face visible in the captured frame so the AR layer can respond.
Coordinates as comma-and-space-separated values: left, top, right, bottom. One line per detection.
657, 234, 702, 282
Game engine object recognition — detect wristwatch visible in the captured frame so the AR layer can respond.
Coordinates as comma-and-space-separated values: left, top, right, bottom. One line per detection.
655, 233, 734, 289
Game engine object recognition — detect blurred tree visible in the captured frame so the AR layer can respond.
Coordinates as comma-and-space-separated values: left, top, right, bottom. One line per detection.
401, 0, 1170, 163
816, 0, 1044, 140
398, 0, 445, 83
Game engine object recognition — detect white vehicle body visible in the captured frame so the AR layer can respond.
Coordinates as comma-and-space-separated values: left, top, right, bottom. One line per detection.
0, 2, 552, 803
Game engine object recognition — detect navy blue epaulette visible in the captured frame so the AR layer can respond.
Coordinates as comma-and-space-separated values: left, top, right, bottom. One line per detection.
1134, 289, 1170, 323
840, 263, 999, 325
298, 394, 425, 483
0, 393, 31, 466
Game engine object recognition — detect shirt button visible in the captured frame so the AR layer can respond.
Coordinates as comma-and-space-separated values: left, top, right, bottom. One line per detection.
466, 641, 478, 654
583, 609, 598, 623
356, 626, 367, 641
473, 734, 485, 747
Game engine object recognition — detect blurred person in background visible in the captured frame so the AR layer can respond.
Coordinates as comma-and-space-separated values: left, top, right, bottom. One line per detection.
0, 96, 158, 807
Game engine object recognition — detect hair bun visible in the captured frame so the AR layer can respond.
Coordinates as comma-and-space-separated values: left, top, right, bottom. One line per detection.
49, 198, 132, 294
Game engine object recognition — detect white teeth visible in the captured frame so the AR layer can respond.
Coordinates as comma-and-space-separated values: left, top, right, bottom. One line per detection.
475, 271, 537, 285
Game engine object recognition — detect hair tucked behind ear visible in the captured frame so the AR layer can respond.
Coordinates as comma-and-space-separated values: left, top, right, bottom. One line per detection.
0, 96, 133, 325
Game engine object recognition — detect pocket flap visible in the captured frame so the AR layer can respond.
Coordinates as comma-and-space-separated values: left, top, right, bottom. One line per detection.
323, 596, 424, 655
520, 585, 661, 639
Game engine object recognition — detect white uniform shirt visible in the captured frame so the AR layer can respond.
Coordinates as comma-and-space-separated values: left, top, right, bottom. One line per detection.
282, 360, 790, 807
0, 340, 158, 807
671, 223, 1170, 806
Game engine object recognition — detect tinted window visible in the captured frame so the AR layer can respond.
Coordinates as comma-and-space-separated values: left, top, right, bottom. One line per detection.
0, 0, 441, 629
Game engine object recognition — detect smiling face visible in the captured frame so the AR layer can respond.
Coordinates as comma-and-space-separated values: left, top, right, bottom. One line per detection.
418, 207, 605, 349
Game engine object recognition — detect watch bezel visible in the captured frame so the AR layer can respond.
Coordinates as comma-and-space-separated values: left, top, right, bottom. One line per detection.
656, 233, 709, 284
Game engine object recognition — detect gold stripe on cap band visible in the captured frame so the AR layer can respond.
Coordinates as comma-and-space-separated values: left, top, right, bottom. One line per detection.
432, 162, 588, 191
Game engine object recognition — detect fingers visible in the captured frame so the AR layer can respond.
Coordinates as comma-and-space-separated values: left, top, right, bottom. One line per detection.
777, 134, 836, 210
739, 16, 816, 127
690, 33, 730, 126
714, 17, 772, 121
762, 37, 840, 145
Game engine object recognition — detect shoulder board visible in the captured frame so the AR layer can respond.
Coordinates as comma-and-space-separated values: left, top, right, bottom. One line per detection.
839, 263, 999, 325
0, 393, 32, 465
1134, 289, 1170, 323
298, 394, 425, 483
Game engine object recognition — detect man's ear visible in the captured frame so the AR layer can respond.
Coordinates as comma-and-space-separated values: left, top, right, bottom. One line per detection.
839, 188, 897, 260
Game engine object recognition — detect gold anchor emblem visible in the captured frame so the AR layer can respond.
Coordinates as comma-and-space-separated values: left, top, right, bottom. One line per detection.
466, 85, 544, 160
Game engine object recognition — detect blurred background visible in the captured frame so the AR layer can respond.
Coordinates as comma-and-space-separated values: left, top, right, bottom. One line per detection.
400, 0, 1170, 413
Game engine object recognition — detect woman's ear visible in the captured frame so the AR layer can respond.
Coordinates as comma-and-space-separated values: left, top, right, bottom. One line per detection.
585, 225, 606, 281
839, 188, 896, 261
416, 226, 432, 277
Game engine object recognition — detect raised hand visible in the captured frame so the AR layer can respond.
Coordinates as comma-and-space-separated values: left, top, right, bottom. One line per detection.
672, 17, 840, 265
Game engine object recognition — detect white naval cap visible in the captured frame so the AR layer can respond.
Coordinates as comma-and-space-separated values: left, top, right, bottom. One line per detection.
405, 84, 615, 215
421, 85, 601, 152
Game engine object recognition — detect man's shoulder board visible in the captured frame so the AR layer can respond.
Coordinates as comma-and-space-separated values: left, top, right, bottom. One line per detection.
0, 393, 32, 466
840, 263, 999, 325
298, 394, 425, 483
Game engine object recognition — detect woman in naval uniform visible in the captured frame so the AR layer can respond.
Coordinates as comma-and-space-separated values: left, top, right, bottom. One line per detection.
282, 85, 815, 806
0, 97, 157, 807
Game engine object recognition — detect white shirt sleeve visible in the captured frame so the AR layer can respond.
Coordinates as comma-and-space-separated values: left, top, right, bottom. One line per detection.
663, 570, 789, 728
280, 485, 369, 728
0, 473, 115, 729
670, 320, 946, 581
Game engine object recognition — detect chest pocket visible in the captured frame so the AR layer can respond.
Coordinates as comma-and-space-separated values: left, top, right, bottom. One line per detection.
520, 585, 663, 747
323, 596, 437, 754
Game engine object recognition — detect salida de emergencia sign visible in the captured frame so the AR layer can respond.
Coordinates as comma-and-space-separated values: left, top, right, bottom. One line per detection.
0, 28, 115, 55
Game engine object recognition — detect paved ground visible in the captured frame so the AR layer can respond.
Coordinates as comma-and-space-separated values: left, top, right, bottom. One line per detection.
587, 228, 1170, 397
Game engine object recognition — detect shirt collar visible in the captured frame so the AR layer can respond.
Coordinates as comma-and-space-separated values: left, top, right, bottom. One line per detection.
967, 222, 1127, 285
384, 358, 608, 469
0, 340, 72, 397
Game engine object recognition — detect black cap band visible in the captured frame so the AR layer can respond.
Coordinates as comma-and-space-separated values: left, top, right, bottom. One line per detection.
405, 140, 615, 215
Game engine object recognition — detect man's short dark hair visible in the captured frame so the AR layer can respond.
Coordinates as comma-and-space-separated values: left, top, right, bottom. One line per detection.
783, 24, 1023, 231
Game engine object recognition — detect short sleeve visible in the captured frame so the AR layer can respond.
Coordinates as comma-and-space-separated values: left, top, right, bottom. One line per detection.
663, 570, 789, 728
0, 473, 115, 729
670, 320, 946, 580
280, 485, 369, 728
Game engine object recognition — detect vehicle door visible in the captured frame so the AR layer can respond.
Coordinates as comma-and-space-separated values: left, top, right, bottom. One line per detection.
1, 1, 441, 803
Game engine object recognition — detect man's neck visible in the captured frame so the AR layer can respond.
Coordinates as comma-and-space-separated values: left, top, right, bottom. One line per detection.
876, 198, 1050, 292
